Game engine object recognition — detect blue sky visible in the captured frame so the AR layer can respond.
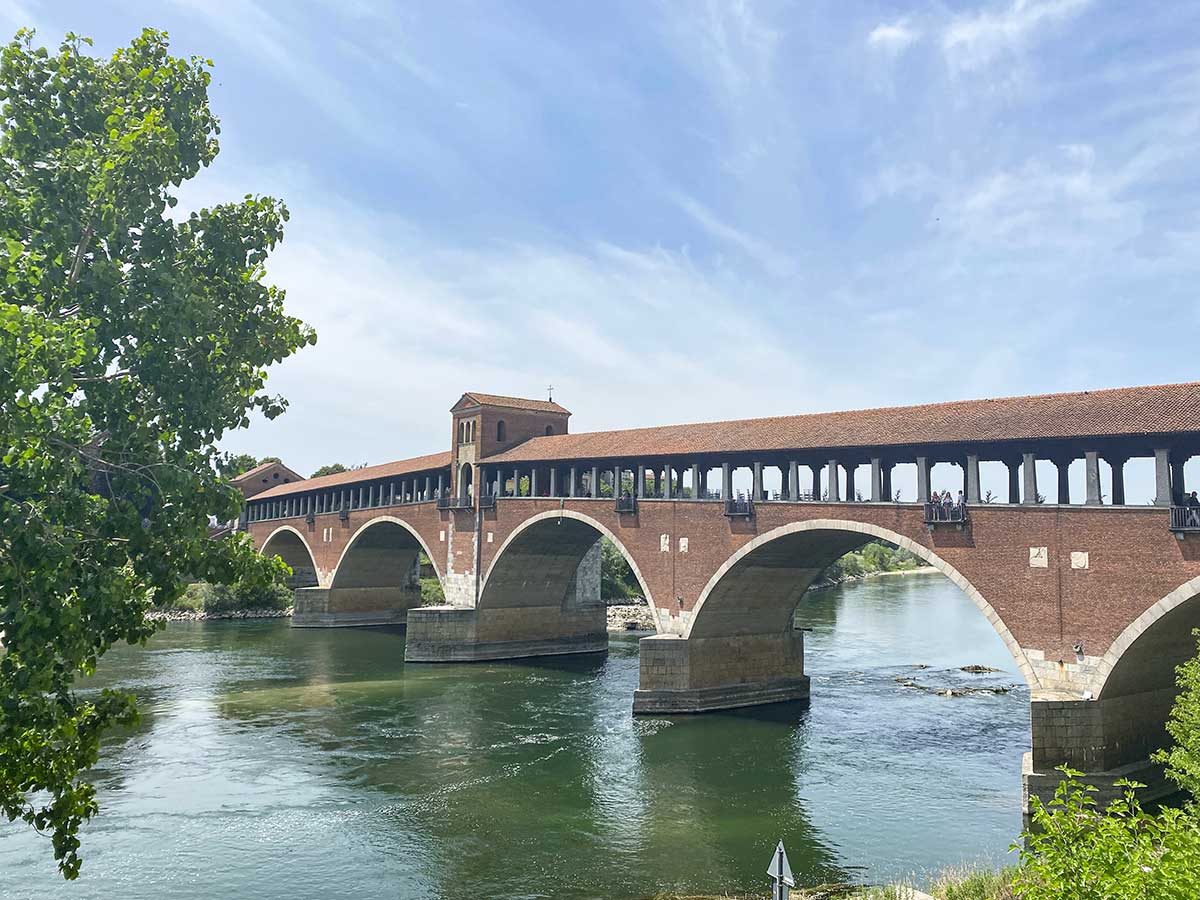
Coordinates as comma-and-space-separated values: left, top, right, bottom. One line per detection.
6, 1, 1200, 497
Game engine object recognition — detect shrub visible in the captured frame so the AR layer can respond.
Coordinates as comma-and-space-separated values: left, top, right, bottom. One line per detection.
420, 577, 445, 606
1154, 628, 1200, 798
178, 580, 292, 614
1014, 768, 1200, 899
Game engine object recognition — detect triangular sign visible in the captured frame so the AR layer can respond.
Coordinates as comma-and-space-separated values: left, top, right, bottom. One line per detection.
767, 840, 795, 888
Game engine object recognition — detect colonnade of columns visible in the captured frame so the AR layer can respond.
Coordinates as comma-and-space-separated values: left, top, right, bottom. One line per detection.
479, 445, 1196, 508
247, 470, 450, 522
247, 445, 1197, 524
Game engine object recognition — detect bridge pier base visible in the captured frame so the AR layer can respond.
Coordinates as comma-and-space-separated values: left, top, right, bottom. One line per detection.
404, 605, 607, 662
291, 586, 417, 628
633, 631, 810, 714
1022, 695, 1177, 812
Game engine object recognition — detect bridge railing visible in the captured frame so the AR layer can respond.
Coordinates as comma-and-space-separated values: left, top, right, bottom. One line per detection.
615, 495, 638, 514
1170, 505, 1200, 532
724, 497, 754, 518
924, 502, 968, 525
437, 495, 474, 511
479, 492, 497, 510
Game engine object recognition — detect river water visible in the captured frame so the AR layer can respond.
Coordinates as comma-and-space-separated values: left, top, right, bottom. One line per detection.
1, 572, 1029, 899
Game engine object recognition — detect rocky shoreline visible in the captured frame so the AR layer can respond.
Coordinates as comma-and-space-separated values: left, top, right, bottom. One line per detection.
146, 607, 294, 622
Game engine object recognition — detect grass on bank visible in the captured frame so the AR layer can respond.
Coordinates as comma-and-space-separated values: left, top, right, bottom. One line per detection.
648, 867, 1016, 900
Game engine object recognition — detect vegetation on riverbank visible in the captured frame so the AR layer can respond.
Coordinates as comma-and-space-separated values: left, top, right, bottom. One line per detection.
169, 581, 293, 615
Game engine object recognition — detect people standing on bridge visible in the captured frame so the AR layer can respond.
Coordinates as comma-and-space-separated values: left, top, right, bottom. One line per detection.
956, 490, 966, 520
941, 490, 953, 521
1188, 490, 1200, 526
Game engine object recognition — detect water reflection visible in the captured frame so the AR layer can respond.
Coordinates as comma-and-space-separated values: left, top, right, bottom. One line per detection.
2, 573, 1028, 899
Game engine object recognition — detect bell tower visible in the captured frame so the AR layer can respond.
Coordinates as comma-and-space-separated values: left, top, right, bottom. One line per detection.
449, 392, 570, 497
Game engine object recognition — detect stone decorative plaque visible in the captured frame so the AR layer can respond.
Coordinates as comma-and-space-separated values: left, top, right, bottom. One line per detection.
1029, 546, 1048, 568
1071, 551, 1089, 569
678, 537, 689, 553
660, 533, 670, 552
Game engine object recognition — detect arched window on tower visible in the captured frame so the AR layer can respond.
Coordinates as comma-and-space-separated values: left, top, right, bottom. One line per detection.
497, 420, 507, 442
545, 425, 555, 436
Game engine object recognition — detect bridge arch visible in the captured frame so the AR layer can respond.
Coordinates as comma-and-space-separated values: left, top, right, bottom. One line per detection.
331, 515, 442, 587
1092, 573, 1200, 701
261, 525, 319, 587
687, 518, 1038, 690
290, 515, 442, 628
480, 509, 655, 622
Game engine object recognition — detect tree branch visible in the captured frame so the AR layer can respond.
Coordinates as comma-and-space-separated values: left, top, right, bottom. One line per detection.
67, 212, 95, 288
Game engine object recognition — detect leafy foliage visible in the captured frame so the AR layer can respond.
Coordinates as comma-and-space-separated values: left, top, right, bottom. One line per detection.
601, 537, 642, 601
1154, 628, 1200, 798
1014, 768, 1200, 899
818, 541, 921, 586
0, 29, 314, 877
218, 452, 279, 479
176, 580, 292, 613
310, 462, 348, 478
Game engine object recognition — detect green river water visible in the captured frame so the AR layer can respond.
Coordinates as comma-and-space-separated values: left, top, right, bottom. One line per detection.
1, 572, 1029, 899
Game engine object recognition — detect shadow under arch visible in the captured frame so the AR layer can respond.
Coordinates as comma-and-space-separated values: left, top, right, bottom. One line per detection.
480, 509, 657, 626
686, 518, 1038, 691
294, 515, 441, 628
261, 525, 319, 587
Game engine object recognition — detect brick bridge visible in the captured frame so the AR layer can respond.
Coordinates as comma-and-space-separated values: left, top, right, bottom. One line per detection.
243, 384, 1200, 807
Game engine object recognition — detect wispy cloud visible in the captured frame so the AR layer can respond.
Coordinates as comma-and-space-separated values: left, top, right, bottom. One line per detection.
942, 0, 1092, 72
867, 19, 920, 56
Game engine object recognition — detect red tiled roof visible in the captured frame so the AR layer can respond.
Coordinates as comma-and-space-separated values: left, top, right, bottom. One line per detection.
456, 392, 570, 415
254, 451, 452, 499
482, 382, 1200, 464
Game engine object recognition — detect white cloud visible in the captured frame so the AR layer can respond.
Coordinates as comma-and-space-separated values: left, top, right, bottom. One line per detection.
942, 0, 1091, 72
867, 20, 920, 55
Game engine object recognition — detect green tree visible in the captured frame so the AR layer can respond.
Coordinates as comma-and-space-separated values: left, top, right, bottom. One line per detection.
1154, 628, 1200, 797
218, 452, 278, 479
311, 462, 348, 478
600, 537, 641, 601
0, 29, 314, 878
1015, 768, 1200, 899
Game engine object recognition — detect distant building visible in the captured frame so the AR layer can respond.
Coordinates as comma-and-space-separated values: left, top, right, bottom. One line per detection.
230, 460, 304, 499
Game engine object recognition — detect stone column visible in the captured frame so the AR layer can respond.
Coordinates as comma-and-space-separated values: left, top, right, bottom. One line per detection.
425, 475, 432, 500
1006, 459, 1021, 504
493, 470, 501, 498
1154, 449, 1171, 506
531, 468, 539, 497
722, 463, 732, 499
827, 459, 840, 502
664, 463, 674, 499
1085, 451, 1102, 505
916, 456, 930, 503
881, 462, 892, 501
1052, 457, 1071, 505
965, 454, 980, 504
590, 465, 599, 498
569, 466, 577, 498
1022, 452, 1038, 505
845, 464, 856, 501
810, 464, 823, 500
1171, 457, 1187, 505
870, 458, 882, 502
690, 464, 701, 500
549, 468, 558, 498
752, 462, 763, 501
437, 474, 445, 499
788, 460, 799, 501
1108, 457, 1127, 506
612, 464, 621, 498
635, 462, 645, 498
